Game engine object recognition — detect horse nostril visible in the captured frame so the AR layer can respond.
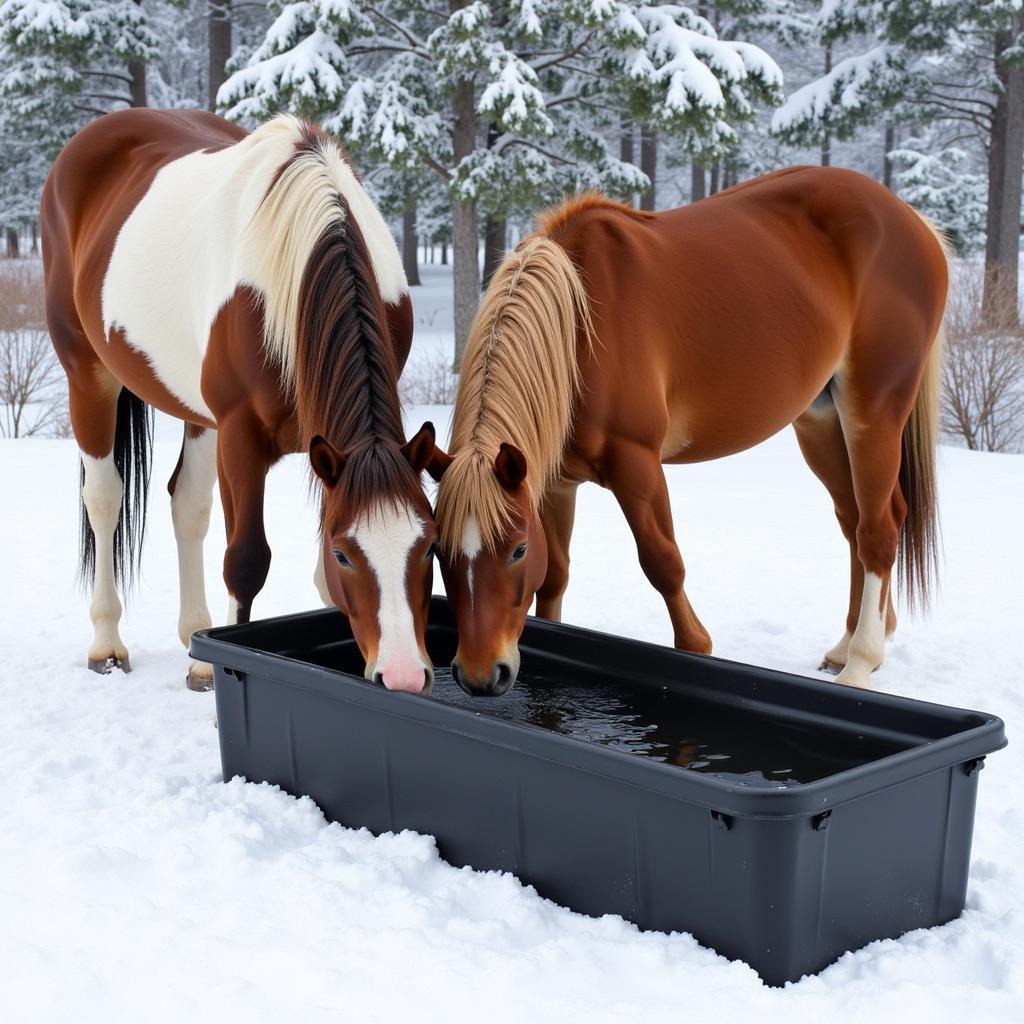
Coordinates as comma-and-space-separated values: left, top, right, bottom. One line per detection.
372, 670, 384, 687
493, 662, 514, 696
451, 662, 471, 695
422, 666, 435, 695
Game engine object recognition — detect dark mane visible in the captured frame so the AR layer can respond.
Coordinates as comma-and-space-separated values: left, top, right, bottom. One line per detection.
294, 184, 416, 515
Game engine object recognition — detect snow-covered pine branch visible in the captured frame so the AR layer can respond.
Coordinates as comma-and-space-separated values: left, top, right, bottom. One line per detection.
771, 44, 909, 142
892, 139, 987, 254
219, 0, 784, 357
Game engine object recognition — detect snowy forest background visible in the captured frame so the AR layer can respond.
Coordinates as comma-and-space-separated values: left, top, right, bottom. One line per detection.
1, 0, 1023, 451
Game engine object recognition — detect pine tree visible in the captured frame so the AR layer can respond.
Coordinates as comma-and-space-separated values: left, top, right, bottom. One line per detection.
771, 1, 1024, 325
0, 0, 159, 117
890, 138, 987, 254
219, 0, 783, 363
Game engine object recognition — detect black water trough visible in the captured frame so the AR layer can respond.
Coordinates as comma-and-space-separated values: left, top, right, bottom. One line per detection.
190, 597, 1005, 985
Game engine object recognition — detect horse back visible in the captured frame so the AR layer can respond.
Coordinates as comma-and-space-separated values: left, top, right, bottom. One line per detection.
43, 109, 245, 250
547, 167, 947, 464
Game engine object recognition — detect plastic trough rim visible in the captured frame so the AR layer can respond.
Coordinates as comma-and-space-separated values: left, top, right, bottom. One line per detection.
190, 604, 1008, 822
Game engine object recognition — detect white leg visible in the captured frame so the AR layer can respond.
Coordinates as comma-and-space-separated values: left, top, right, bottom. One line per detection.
835, 572, 887, 689
824, 630, 852, 668
171, 429, 218, 689
313, 538, 333, 606
82, 452, 130, 671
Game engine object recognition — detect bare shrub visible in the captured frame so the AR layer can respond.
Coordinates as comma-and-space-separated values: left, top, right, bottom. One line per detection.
399, 347, 458, 406
0, 262, 70, 438
941, 268, 1024, 453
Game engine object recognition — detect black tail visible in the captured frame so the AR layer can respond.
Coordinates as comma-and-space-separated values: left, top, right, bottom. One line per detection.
79, 388, 155, 593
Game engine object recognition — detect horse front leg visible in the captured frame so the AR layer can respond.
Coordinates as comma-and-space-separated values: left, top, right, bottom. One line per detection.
535, 482, 579, 621
606, 441, 712, 654
168, 425, 218, 690
217, 411, 275, 629
312, 534, 333, 607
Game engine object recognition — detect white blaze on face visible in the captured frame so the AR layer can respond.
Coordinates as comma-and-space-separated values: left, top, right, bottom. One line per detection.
350, 501, 428, 693
461, 514, 483, 605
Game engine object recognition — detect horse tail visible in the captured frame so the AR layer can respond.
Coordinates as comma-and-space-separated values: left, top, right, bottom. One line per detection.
898, 214, 948, 612
79, 388, 154, 592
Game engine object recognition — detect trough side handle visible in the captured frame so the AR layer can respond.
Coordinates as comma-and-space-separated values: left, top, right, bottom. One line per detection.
710, 810, 733, 831
811, 810, 832, 831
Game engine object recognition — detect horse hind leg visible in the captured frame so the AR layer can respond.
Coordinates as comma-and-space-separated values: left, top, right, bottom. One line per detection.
82, 449, 130, 672
831, 384, 912, 689
71, 373, 132, 673
168, 425, 218, 690
793, 397, 864, 672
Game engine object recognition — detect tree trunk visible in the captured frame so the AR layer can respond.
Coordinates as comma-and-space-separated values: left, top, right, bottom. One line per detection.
208, 0, 232, 112
821, 44, 832, 167
640, 125, 657, 211
402, 204, 421, 286
483, 215, 506, 289
451, 69, 479, 368
709, 161, 720, 195
481, 121, 505, 289
441, 239, 448, 265
31, 220, 38, 254
691, 161, 706, 202
128, 0, 147, 108
883, 124, 895, 189
620, 116, 635, 207
983, 23, 1024, 326
128, 59, 147, 107
5, 227, 18, 258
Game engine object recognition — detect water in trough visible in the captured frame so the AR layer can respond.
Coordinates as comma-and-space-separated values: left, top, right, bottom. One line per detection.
301, 632, 908, 789
428, 666, 906, 788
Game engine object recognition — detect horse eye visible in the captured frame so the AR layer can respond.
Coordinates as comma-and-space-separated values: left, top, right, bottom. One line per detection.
426, 541, 438, 561
333, 548, 351, 568
510, 542, 528, 564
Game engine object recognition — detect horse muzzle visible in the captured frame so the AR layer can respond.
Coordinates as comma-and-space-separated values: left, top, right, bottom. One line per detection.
451, 650, 520, 697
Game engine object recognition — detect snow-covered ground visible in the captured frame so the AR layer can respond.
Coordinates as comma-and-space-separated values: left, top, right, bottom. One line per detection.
2, 267, 1023, 1021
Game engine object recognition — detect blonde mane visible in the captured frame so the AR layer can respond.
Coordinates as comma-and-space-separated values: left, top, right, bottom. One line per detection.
242, 116, 405, 391
436, 232, 594, 556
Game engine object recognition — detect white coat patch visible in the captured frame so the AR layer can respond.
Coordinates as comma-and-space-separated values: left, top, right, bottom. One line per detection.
350, 502, 425, 676
101, 115, 406, 421
461, 514, 483, 603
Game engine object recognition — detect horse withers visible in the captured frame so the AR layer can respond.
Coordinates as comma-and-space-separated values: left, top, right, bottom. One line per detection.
43, 109, 439, 693
432, 168, 946, 694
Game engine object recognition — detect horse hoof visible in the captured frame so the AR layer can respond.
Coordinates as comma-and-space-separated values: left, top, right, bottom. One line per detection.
818, 657, 843, 675
88, 655, 131, 674
186, 666, 215, 692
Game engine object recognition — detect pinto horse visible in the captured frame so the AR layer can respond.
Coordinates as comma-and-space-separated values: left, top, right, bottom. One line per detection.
433, 167, 946, 694
43, 109, 439, 693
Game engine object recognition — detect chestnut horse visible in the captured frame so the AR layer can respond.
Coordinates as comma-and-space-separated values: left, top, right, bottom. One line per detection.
433, 167, 945, 694
43, 109, 439, 693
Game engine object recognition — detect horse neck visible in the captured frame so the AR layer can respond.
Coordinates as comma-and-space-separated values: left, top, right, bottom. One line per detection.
450, 235, 587, 497
293, 226, 407, 461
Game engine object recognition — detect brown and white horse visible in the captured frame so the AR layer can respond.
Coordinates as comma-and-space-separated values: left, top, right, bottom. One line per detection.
432, 168, 946, 694
43, 109, 438, 693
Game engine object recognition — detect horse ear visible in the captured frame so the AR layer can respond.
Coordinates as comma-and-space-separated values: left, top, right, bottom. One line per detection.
401, 421, 437, 475
309, 435, 346, 488
426, 444, 453, 482
494, 442, 528, 491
